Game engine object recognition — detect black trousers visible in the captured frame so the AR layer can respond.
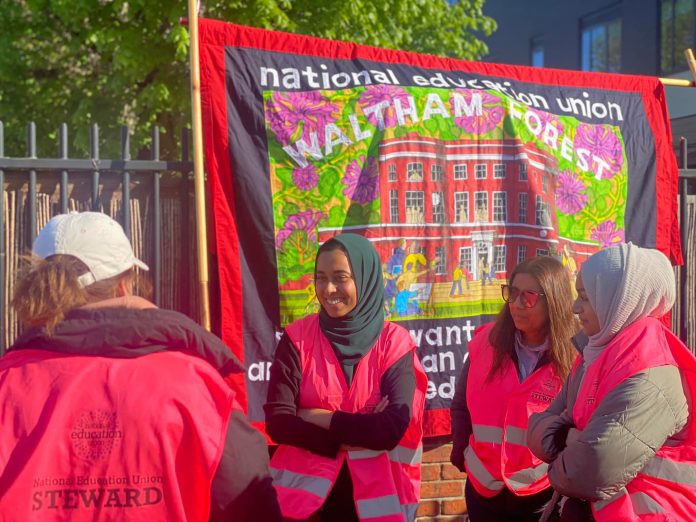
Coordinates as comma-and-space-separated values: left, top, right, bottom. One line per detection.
283, 464, 357, 522
319, 463, 358, 522
465, 478, 554, 522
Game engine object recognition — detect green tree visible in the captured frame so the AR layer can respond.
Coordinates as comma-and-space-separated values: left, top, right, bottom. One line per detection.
0, 0, 495, 158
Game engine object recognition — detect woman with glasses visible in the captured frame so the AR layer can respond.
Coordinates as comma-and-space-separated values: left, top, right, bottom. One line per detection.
265, 233, 427, 521
450, 256, 578, 522
528, 244, 696, 521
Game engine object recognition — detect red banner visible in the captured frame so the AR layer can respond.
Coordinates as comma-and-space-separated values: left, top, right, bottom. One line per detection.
198, 18, 681, 436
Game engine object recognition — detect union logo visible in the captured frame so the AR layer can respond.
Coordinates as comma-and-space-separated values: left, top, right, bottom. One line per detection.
70, 410, 123, 461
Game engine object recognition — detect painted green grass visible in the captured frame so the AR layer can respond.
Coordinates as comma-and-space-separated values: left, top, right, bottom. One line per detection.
279, 289, 504, 325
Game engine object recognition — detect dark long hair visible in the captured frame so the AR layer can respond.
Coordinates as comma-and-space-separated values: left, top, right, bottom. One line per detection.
487, 256, 578, 382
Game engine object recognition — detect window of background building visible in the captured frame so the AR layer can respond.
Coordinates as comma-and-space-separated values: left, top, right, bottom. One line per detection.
407, 162, 423, 181
475, 192, 488, 221
405, 190, 425, 224
536, 248, 549, 257
517, 245, 527, 265
493, 192, 507, 222
519, 162, 528, 181
475, 164, 487, 179
435, 247, 446, 275
535, 195, 551, 226
431, 163, 444, 181
388, 164, 397, 182
494, 245, 506, 273
459, 247, 473, 273
493, 163, 506, 179
531, 36, 544, 67
454, 192, 469, 223
661, 0, 695, 73
390, 189, 399, 222
581, 7, 622, 72
519, 192, 528, 223
432, 192, 445, 223
454, 164, 468, 180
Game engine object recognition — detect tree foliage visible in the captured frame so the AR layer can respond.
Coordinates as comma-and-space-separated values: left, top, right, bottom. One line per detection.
0, 0, 495, 158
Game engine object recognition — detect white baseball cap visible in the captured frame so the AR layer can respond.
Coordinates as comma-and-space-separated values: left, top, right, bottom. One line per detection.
33, 212, 149, 287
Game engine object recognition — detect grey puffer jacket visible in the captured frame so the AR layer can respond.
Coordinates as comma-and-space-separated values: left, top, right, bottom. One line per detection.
527, 357, 688, 502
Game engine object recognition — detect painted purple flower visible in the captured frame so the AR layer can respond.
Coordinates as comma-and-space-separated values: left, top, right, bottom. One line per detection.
276, 210, 325, 249
574, 123, 624, 179
292, 164, 318, 191
359, 85, 410, 129
590, 221, 625, 248
265, 91, 338, 147
555, 170, 587, 214
342, 155, 379, 204
450, 89, 503, 134
530, 108, 565, 136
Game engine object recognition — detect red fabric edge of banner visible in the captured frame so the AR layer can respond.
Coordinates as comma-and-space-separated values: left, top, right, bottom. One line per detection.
641, 85, 683, 264
197, 17, 683, 422
423, 409, 452, 438
199, 22, 248, 412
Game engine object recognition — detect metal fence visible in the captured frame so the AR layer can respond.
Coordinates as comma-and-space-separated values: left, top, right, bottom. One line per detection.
1, 122, 198, 353
676, 138, 696, 350
2, 122, 696, 353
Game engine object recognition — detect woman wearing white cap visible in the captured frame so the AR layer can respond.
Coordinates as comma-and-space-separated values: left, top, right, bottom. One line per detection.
528, 243, 696, 521
0, 211, 281, 521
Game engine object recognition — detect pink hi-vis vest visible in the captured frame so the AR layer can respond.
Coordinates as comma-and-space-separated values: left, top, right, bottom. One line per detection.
0, 349, 234, 522
572, 317, 696, 522
465, 323, 563, 498
270, 315, 427, 522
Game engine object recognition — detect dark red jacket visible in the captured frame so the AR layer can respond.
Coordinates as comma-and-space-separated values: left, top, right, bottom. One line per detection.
5, 304, 281, 522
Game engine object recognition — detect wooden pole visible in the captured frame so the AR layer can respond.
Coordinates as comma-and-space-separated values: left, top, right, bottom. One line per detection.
685, 48, 696, 84
660, 77, 696, 87
187, 0, 211, 330
659, 48, 696, 87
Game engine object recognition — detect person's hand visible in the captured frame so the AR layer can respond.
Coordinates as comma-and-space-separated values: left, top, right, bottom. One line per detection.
340, 444, 367, 452
373, 395, 390, 413
565, 427, 582, 446
297, 408, 334, 430
559, 409, 574, 425
546, 411, 576, 454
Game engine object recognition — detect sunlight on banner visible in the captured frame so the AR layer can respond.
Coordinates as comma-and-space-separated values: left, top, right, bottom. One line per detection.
266, 87, 626, 327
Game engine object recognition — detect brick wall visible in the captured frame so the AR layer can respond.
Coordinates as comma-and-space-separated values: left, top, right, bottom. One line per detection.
417, 437, 468, 522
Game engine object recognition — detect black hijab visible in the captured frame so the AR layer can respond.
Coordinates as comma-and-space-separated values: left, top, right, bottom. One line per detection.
317, 233, 385, 384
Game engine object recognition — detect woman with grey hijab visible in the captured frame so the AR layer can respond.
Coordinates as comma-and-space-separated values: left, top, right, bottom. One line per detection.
527, 243, 696, 521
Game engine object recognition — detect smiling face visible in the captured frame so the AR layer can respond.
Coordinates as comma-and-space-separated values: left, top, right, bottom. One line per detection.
573, 272, 601, 337
507, 272, 549, 345
315, 249, 358, 318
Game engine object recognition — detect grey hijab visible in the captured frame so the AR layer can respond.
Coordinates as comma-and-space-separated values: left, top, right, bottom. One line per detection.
581, 242, 675, 367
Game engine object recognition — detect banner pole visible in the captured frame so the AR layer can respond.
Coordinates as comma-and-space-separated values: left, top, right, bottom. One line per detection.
660, 48, 696, 87
685, 48, 696, 84
660, 77, 696, 87
187, 0, 211, 331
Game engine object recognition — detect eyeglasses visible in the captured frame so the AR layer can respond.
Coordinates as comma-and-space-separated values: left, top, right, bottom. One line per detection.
501, 284, 546, 309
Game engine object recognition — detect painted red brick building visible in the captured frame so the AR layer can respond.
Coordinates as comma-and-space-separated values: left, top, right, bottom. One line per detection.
366, 134, 594, 281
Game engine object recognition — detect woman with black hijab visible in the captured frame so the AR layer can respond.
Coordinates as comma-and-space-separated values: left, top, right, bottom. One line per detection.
265, 233, 427, 522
